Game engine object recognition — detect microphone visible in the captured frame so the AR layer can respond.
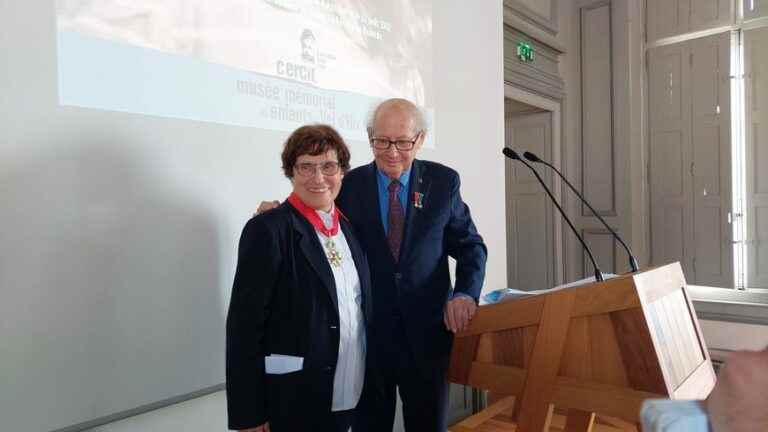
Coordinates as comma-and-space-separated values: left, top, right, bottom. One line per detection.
523, 151, 639, 273
502, 148, 604, 282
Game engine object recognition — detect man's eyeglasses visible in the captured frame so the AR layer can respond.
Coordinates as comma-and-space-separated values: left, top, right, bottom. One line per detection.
370, 132, 421, 151
294, 161, 340, 177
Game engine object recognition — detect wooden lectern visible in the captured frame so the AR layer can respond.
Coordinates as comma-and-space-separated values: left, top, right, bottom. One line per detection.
448, 263, 715, 432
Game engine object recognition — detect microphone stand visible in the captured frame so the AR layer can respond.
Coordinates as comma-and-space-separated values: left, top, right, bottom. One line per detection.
523, 151, 639, 273
503, 148, 604, 282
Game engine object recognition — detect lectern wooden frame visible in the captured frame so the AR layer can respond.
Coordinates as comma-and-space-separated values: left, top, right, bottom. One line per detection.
448, 263, 715, 432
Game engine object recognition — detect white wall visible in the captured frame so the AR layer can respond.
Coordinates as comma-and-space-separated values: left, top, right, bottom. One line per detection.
81, 1, 505, 431
426, 2, 506, 294
699, 320, 768, 351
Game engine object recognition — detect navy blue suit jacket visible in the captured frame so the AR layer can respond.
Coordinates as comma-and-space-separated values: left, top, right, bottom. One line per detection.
336, 160, 487, 368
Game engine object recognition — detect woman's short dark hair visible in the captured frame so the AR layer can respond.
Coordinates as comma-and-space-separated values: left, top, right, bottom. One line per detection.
281, 124, 351, 179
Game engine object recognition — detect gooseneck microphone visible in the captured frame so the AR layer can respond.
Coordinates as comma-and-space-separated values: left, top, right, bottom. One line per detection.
502, 148, 604, 282
523, 151, 639, 273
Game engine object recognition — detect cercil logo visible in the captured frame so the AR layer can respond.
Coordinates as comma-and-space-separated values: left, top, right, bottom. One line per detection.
276, 60, 316, 83
275, 29, 319, 84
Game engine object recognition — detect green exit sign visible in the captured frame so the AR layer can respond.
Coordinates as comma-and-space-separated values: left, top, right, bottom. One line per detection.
517, 42, 534, 63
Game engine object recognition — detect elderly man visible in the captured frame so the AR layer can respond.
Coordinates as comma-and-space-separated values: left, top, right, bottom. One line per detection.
259, 98, 487, 430
342, 98, 487, 431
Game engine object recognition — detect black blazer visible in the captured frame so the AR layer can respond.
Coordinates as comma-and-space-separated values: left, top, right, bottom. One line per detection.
225, 202, 372, 430
336, 160, 487, 369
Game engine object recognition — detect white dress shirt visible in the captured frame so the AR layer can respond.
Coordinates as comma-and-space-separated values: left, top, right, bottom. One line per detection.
640, 399, 710, 432
316, 208, 365, 411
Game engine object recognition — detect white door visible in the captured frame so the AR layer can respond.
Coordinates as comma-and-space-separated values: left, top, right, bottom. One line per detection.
505, 110, 555, 291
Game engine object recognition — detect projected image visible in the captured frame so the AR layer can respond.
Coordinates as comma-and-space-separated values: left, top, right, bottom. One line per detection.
56, 0, 434, 143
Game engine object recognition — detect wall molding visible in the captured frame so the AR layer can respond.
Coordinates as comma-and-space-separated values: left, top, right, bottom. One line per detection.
503, 1, 566, 53
504, 25, 566, 101
505, 0, 560, 35
690, 285, 768, 325
579, 0, 618, 217
51, 384, 225, 432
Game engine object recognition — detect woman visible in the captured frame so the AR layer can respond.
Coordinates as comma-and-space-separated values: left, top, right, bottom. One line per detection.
226, 125, 371, 432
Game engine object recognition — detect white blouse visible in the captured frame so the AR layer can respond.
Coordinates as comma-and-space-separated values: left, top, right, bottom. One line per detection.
315, 208, 365, 411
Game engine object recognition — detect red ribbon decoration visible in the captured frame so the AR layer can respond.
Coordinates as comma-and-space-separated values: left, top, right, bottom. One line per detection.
287, 192, 341, 237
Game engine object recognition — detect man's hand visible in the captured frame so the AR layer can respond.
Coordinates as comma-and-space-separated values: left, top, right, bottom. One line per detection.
240, 422, 270, 432
706, 347, 768, 432
255, 200, 280, 216
443, 295, 477, 333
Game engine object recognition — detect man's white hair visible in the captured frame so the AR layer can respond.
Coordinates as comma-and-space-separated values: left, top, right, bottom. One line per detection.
366, 98, 428, 138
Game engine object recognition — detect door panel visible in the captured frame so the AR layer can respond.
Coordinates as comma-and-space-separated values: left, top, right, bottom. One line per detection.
505, 111, 555, 291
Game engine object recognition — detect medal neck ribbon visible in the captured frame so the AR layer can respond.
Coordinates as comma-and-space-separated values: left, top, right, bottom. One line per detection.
287, 192, 341, 237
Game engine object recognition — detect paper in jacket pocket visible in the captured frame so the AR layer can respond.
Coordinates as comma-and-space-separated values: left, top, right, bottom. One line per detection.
265, 354, 303, 374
